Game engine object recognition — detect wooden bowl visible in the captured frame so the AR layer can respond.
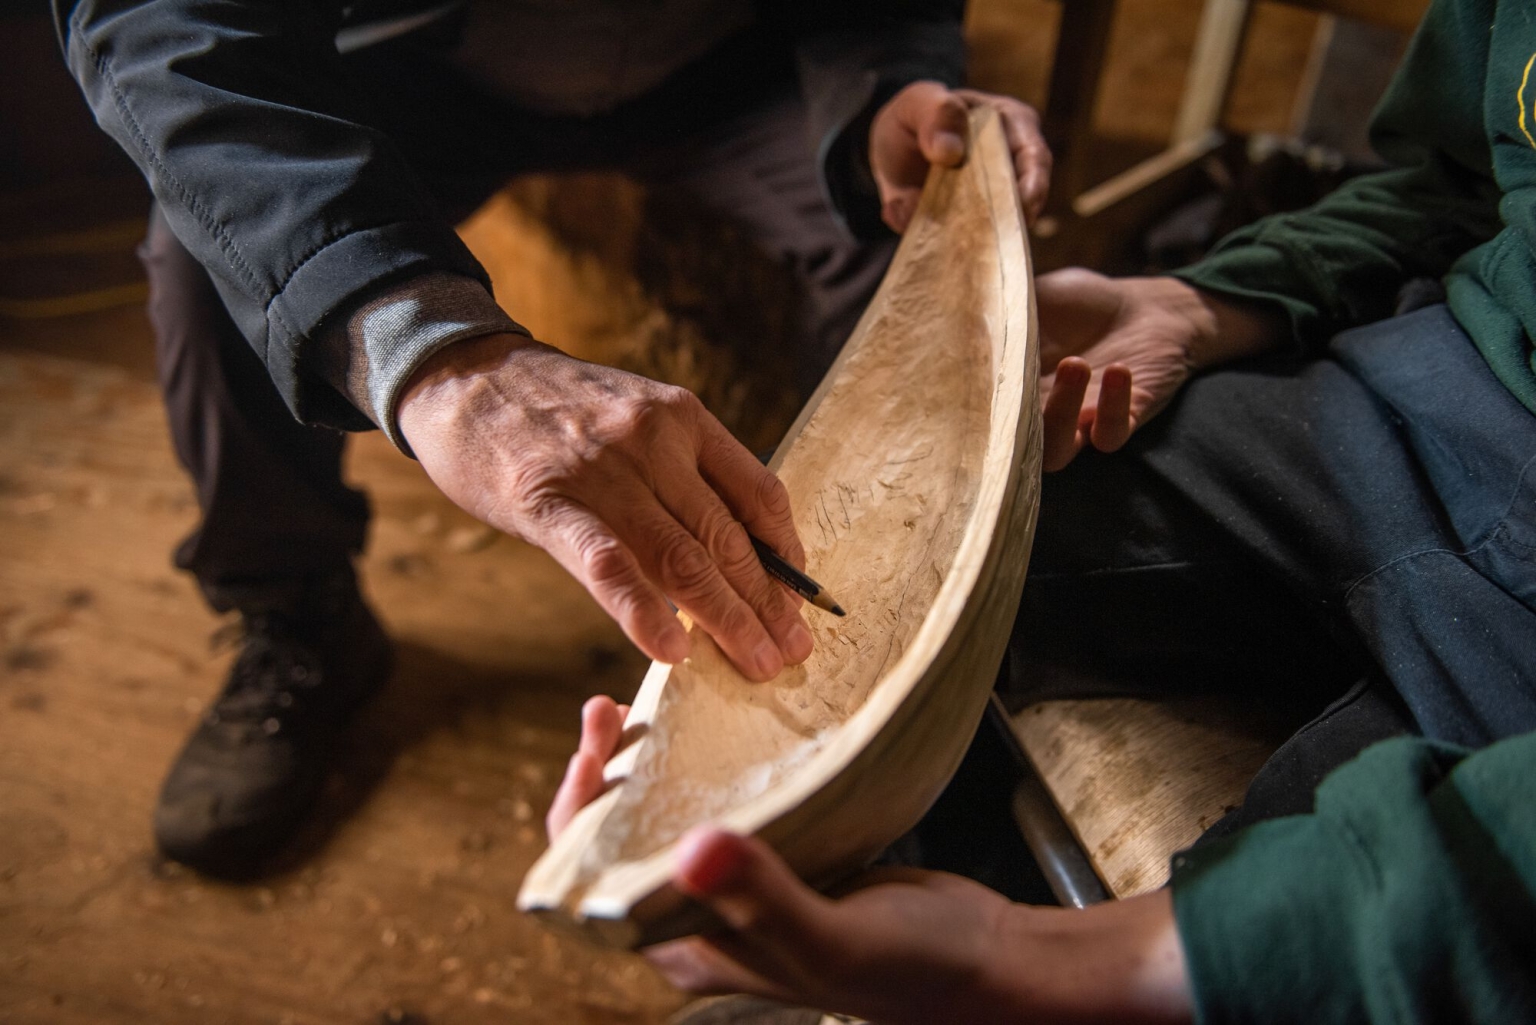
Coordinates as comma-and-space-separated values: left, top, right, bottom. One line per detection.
517, 107, 1042, 948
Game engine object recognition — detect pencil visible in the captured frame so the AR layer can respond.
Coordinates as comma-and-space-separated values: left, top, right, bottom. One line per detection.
748, 535, 846, 617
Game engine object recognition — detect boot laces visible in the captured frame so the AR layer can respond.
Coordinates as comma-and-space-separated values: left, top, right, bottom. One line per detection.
205, 612, 323, 735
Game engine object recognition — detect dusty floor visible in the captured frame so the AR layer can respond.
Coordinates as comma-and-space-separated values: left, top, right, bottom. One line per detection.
0, 347, 682, 1024
0, 3, 1321, 1023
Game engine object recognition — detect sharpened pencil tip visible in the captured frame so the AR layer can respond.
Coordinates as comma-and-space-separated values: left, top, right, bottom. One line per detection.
751, 532, 846, 617
808, 590, 846, 617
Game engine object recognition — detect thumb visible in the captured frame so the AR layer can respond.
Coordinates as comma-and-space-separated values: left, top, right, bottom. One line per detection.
916, 90, 968, 167
673, 828, 830, 945
872, 82, 969, 232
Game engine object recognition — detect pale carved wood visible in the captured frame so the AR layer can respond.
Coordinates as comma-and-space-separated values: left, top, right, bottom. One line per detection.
518, 107, 1043, 948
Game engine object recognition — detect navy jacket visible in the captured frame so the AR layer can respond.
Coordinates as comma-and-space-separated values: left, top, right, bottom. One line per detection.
54, 0, 965, 429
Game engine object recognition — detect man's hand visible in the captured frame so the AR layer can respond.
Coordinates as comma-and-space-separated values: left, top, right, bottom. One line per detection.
870, 81, 1052, 232
398, 335, 814, 681
546, 696, 1194, 1025
1036, 269, 1286, 471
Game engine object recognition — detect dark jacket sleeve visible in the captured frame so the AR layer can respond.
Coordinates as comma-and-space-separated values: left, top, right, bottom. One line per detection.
1171, 730, 1536, 1024
54, 0, 491, 429
1172, 0, 1503, 348
779, 0, 967, 239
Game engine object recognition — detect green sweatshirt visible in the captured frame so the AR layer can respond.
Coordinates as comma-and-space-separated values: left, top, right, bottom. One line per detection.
1173, 0, 1536, 416
1168, 2, 1536, 1018
1171, 732, 1536, 1022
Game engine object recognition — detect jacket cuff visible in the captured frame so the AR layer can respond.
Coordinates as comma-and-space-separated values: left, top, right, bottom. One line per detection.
320, 272, 528, 456
1170, 814, 1370, 1024
1170, 221, 1342, 353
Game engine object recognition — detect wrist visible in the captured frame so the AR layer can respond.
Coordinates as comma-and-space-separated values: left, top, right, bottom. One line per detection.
396, 331, 544, 453
1154, 277, 1285, 370
979, 892, 1192, 1024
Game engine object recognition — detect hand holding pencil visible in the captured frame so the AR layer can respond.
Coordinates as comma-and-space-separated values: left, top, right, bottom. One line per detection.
749, 535, 846, 617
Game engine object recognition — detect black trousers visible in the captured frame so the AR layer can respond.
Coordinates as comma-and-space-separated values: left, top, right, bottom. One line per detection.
138, 36, 895, 612
1002, 305, 1536, 831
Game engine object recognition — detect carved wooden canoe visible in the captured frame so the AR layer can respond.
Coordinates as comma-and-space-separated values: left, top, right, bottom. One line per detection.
518, 107, 1042, 948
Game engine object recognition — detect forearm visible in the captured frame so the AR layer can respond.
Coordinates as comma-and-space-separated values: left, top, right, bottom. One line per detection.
975, 891, 1193, 1025
1171, 278, 1290, 370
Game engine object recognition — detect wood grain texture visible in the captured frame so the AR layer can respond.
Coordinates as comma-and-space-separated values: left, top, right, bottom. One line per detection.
519, 107, 1043, 948
1009, 696, 1300, 897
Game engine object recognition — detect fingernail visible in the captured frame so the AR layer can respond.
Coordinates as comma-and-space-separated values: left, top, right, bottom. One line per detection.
661, 629, 690, 664
784, 621, 813, 663
753, 639, 782, 679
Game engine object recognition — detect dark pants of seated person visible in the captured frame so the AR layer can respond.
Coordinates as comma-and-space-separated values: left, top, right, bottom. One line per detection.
137, 33, 895, 613
1000, 304, 1536, 835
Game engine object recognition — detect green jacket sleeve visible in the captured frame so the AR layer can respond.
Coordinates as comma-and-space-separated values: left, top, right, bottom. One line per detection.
1170, 730, 1536, 1024
1172, 0, 1504, 347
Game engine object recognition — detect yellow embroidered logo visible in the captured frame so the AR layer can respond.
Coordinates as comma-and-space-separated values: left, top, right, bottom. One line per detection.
1521, 52, 1536, 149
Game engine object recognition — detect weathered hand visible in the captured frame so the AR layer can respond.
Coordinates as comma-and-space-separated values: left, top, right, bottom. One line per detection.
870, 81, 1052, 232
1036, 269, 1284, 471
398, 335, 813, 681
546, 698, 1193, 1025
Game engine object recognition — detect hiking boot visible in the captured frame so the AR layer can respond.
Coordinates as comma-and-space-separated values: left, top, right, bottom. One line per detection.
153, 571, 393, 874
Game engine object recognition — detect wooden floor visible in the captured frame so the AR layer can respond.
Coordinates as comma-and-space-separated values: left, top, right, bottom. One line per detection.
0, 345, 690, 1023
0, 3, 1321, 1022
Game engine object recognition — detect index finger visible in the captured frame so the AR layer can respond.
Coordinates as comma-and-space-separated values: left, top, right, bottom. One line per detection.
527, 501, 691, 664
695, 416, 807, 572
